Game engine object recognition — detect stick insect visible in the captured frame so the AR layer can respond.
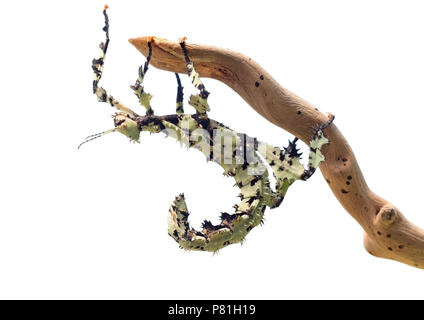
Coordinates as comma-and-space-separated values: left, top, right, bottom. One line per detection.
80, 6, 334, 252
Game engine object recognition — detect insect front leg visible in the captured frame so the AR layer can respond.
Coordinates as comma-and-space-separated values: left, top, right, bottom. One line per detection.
92, 6, 138, 117
130, 38, 155, 116
79, 6, 141, 149
179, 37, 210, 115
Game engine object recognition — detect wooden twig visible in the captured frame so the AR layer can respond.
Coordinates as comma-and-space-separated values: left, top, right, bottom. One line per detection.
129, 36, 424, 269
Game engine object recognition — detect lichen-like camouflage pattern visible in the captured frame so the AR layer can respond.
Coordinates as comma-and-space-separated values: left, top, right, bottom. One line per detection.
81, 8, 334, 252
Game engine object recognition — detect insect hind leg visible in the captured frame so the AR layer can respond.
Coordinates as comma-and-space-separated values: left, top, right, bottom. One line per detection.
300, 113, 335, 180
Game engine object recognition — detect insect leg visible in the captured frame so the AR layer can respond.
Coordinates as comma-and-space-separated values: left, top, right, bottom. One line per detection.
256, 114, 334, 208
92, 6, 138, 117
179, 37, 210, 115
300, 114, 335, 180
175, 73, 184, 114
130, 38, 154, 116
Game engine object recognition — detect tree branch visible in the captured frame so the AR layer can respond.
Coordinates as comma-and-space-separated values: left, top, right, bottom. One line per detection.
129, 36, 424, 269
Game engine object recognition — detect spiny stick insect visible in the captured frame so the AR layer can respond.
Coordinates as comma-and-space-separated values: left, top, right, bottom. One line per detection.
81, 6, 335, 253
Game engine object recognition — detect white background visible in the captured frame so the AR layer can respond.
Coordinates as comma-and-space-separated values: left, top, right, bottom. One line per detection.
0, 0, 424, 299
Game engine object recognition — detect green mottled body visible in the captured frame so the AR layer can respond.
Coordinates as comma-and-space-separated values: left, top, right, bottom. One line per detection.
82, 8, 334, 253
105, 111, 331, 252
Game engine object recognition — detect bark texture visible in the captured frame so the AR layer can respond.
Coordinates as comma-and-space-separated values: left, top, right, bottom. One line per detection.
129, 36, 424, 269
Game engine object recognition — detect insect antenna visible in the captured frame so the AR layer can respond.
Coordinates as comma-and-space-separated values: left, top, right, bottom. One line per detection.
78, 128, 117, 149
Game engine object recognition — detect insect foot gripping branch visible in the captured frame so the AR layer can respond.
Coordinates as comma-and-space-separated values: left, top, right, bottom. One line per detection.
80, 7, 334, 253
